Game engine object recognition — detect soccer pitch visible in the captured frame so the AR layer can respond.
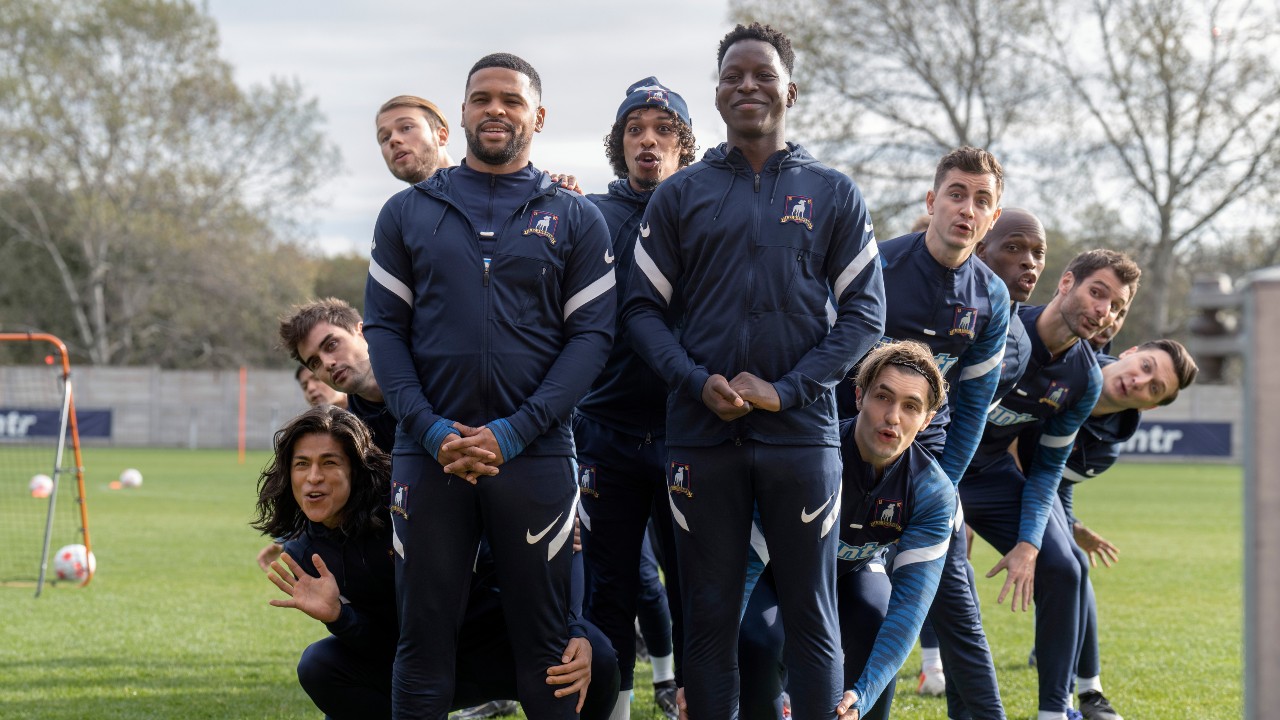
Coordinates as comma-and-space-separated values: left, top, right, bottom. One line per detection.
0, 449, 1242, 719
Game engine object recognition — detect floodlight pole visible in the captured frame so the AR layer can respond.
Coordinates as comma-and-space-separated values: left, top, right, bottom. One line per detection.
1245, 266, 1280, 719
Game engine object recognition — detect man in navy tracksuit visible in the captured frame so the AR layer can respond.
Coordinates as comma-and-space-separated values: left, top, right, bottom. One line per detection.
836, 147, 1012, 719
623, 23, 885, 719
576, 76, 697, 720
914, 206, 1049, 714
1020, 339, 1197, 720
739, 341, 954, 720
364, 53, 616, 720
961, 250, 1140, 720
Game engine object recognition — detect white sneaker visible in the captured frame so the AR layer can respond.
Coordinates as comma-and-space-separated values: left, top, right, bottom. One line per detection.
917, 667, 946, 696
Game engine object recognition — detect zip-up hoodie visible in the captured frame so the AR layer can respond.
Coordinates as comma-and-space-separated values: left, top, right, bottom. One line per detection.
364, 164, 616, 460
622, 142, 885, 447
577, 179, 671, 436
838, 231, 1010, 484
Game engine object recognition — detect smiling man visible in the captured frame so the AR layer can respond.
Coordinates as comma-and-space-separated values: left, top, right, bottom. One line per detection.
622, 22, 885, 719
962, 249, 1140, 720
363, 53, 616, 720
576, 76, 696, 720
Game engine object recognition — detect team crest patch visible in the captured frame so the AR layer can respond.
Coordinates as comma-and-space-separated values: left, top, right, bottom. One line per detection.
522, 210, 560, 245
870, 498, 904, 532
646, 89, 670, 107
578, 465, 599, 498
1040, 381, 1069, 409
950, 306, 978, 338
669, 462, 693, 498
779, 195, 814, 230
390, 482, 409, 519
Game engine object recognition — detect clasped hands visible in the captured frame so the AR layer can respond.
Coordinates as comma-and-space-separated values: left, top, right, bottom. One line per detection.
438, 422, 504, 484
701, 372, 780, 421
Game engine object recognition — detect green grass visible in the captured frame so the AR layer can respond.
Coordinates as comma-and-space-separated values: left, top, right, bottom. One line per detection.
0, 453, 1242, 719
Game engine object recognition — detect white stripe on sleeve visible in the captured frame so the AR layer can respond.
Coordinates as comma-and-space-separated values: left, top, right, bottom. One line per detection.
564, 268, 616, 320
894, 537, 950, 569
634, 241, 673, 305
1040, 432, 1078, 449
959, 345, 1005, 382
369, 258, 413, 308
834, 238, 879, 300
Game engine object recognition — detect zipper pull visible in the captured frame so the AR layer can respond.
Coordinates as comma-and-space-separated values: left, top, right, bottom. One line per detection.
754, 173, 761, 192
483, 257, 491, 287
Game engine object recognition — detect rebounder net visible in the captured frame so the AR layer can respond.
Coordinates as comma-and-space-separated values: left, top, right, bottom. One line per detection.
0, 334, 91, 590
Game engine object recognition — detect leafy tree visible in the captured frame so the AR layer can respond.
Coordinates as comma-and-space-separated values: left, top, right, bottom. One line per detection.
0, 0, 340, 367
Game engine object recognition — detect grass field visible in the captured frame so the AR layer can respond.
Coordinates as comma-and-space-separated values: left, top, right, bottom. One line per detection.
0, 449, 1242, 719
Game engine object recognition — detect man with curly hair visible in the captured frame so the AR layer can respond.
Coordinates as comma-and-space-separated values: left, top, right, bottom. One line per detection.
576, 76, 696, 720
623, 22, 885, 719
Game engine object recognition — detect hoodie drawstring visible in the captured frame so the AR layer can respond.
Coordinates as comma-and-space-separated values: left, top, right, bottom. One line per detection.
712, 170, 738, 221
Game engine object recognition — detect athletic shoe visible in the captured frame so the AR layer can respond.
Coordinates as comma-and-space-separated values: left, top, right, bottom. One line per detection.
917, 667, 946, 696
449, 700, 520, 719
1028, 646, 1037, 667
1066, 709, 1085, 720
781, 691, 792, 718
654, 680, 679, 720
1078, 691, 1124, 720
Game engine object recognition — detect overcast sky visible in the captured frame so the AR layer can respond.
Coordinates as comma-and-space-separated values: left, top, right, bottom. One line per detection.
205, 0, 735, 256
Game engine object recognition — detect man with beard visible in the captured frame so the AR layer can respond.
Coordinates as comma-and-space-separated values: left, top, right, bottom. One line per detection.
961, 249, 1139, 720
364, 53, 616, 720
576, 76, 697, 720
623, 23, 885, 720
376, 95, 453, 184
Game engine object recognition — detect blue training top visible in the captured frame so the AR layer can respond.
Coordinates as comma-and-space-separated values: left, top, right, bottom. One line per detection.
1017, 353, 1141, 525
837, 231, 1010, 484
969, 304, 1103, 547
622, 142, 885, 448
363, 163, 616, 461
836, 419, 954, 715
576, 179, 670, 437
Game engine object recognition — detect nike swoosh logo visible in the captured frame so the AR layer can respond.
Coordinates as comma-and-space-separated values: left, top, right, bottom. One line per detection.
604, 249, 615, 264
864, 222, 874, 233
526, 512, 565, 544
801, 493, 836, 524
639, 223, 650, 238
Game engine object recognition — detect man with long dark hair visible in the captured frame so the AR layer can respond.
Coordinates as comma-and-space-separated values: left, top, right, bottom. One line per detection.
254, 405, 618, 719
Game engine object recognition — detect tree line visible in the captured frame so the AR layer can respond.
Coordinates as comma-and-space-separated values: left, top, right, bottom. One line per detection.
2, 0, 1275, 368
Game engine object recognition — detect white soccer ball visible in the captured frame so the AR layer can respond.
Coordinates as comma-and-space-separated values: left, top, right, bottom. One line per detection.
53, 543, 96, 582
119, 468, 143, 488
28, 474, 53, 498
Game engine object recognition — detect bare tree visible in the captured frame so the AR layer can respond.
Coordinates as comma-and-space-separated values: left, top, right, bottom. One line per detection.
0, 0, 339, 366
1039, 0, 1280, 340
729, 0, 1052, 230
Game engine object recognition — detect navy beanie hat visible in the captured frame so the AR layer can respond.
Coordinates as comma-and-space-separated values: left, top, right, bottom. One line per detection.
615, 76, 691, 128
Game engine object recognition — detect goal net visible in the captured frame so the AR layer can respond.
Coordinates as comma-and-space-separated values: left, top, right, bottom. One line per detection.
0, 333, 92, 594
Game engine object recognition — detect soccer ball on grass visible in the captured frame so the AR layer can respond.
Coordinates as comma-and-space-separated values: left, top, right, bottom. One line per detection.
53, 543, 96, 582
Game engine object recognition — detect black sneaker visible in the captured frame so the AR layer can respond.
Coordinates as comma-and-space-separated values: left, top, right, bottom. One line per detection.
1078, 690, 1124, 720
654, 680, 679, 720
